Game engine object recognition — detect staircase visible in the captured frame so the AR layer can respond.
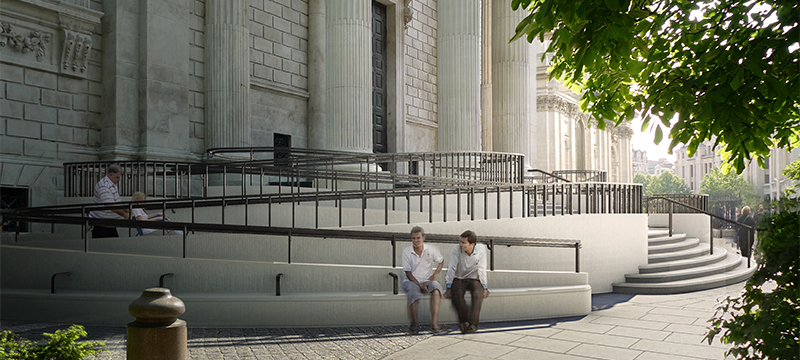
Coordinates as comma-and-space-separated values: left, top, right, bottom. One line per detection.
612, 228, 756, 294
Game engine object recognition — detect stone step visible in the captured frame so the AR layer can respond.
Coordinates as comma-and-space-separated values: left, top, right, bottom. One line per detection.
2, 284, 592, 327
612, 260, 755, 294
647, 228, 670, 238
638, 247, 729, 274
647, 243, 710, 263
624, 251, 742, 283
648, 237, 699, 254
647, 233, 687, 246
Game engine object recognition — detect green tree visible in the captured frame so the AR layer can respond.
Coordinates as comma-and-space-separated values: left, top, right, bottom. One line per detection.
633, 172, 651, 194
512, 0, 800, 173
634, 171, 690, 196
700, 167, 759, 206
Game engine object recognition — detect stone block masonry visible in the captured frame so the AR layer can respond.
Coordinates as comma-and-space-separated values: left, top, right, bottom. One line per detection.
249, 0, 308, 92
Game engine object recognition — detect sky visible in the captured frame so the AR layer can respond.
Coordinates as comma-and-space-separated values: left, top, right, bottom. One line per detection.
630, 118, 677, 162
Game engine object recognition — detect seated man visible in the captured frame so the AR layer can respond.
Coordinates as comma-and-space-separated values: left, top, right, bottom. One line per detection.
444, 230, 489, 333
402, 226, 446, 334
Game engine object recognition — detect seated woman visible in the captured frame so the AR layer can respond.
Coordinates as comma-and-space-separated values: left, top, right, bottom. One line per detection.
130, 192, 167, 235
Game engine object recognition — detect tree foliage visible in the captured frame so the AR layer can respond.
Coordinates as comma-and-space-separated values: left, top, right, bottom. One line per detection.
633, 171, 691, 196
512, 0, 800, 173
700, 167, 759, 206
704, 196, 800, 359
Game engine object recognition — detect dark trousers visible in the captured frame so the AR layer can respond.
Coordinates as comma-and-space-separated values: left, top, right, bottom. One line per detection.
92, 226, 118, 238
451, 278, 484, 327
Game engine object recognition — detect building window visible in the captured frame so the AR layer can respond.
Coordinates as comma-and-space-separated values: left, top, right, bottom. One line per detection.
1, 187, 29, 232
690, 165, 694, 177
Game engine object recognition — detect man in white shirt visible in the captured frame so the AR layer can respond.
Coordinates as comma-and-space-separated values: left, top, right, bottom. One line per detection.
444, 230, 489, 334
402, 226, 445, 334
89, 164, 129, 238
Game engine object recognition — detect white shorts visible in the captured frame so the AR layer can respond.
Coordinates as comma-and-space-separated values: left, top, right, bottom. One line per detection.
402, 280, 444, 306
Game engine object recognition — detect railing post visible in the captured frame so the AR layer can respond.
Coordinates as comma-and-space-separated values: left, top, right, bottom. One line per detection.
709, 217, 714, 255
276, 273, 283, 296
51, 271, 72, 294
388, 273, 398, 295
668, 202, 673, 237
575, 242, 580, 273
489, 239, 494, 271
159, 273, 174, 288
391, 235, 397, 268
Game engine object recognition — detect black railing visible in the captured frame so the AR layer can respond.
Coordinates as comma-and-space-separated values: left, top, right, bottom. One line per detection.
0, 209, 583, 273
645, 196, 755, 267
526, 169, 571, 184
645, 194, 709, 214
551, 170, 607, 183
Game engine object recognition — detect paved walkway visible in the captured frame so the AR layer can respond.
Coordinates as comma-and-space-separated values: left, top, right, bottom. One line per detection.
1, 282, 745, 360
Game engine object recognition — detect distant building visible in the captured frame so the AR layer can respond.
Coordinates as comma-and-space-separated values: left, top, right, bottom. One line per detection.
674, 140, 722, 193
633, 150, 649, 175
742, 147, 800, 202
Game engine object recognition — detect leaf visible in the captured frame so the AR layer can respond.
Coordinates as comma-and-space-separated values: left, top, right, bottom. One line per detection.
654, 126, 663, 144
730, 69, 744, 91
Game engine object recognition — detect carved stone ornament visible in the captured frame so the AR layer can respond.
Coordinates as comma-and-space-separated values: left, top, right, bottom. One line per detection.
0, 22, 52, 62
61, 29, 92, 76
403, 0, 413, 29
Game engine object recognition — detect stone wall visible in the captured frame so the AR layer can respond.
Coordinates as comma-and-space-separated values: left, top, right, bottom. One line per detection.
248, 0, 310, 147
403, 0, 437, 152
0, 0, 104, 210
188, 0, 207, 149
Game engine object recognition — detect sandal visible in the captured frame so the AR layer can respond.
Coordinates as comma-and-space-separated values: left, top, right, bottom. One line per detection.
408, 326, 420, 335
431, 326, 448, 335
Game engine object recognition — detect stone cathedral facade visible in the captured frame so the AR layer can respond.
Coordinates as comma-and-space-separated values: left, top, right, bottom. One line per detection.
0, 0, 632, 208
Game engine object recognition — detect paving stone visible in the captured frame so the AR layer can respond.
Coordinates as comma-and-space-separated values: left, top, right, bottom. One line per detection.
498, 348, 592, 360
605, 326, 670, 341
567, 343, 643, 360
630, 338, 728, 359
550, 329, 639, 348
507, 335, 581, 353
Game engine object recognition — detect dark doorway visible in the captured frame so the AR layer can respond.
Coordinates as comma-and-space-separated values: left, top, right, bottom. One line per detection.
372, 1, 388, 154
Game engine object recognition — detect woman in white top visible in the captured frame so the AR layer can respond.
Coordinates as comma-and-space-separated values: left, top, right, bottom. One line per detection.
130, 192, 165, 235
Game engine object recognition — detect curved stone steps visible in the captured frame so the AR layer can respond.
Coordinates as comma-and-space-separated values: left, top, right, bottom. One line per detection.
614, 226, 755, 295
647, 243, 710, 263
647, 233, 687, 246
648, 237, 699, 254
638, 247, 729, 274
624, 251, 742, 283
613, 260, 755, 294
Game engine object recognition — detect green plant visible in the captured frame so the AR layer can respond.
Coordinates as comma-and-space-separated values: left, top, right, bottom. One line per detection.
0, 325, 107, 360
704, 197, 800, 359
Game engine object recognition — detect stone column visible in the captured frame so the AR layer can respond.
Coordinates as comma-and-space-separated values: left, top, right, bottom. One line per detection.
325, 0, 372, 153
307, 0, 326, 149
437, 0, 481, 151
205, 0, 250, 149
492, 2, 531, 166
481, 0, 493, 151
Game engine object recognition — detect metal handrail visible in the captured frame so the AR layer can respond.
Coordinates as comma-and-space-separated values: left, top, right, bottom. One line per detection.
645, 196, 755, 267
1, 210, 583, 273
526, 169, 571, 183
644, 194, 709, 213
19, 180, 643, 232
63, 149, 528, 197
552, 170, 608, 183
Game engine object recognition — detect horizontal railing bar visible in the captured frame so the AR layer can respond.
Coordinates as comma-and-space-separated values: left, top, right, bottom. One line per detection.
2, 212, 580, 249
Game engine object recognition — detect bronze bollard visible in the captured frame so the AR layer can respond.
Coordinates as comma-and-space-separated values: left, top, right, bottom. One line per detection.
127, 288, 187, 360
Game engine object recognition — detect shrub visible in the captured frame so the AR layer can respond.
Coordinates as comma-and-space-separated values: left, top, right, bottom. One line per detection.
0, 325, 107, 360
704, 197, 800, 359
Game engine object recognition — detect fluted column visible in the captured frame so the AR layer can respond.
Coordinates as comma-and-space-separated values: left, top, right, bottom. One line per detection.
437, 0, 481, 151
326, 1, 372, 152
307, 0, 326, 149
492, 2, 531, 166
205, 0, 250, 148
480, 0, 493, 151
